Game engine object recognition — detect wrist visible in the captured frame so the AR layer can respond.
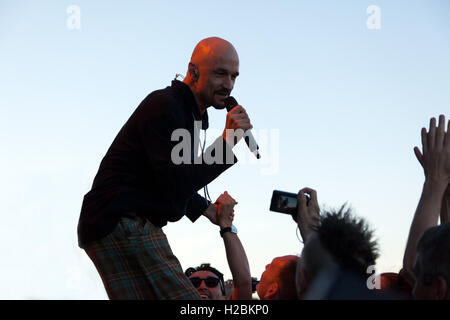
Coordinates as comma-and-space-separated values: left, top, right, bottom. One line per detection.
424, 178, 448, 192
219, 222, 232, 229
203, 203, 216, 218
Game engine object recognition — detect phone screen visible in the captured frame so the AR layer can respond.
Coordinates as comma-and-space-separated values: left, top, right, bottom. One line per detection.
269, 190, 298, 215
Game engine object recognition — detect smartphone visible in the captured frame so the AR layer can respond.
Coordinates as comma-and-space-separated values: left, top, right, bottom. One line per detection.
270, 190, 310, 216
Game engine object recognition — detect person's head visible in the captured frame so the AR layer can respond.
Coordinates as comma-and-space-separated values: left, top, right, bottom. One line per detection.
256, 255, 298, 300
412, 223, 450, 300
379, 272, 413, 299
185, 263, 226, 300
183, 37, 239, 112
295, 206, 379, 299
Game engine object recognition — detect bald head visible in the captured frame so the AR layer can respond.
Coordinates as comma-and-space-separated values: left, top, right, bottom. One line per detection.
257, 255, 298, 300
184, 37, 240, 113
190, 37, 239, 66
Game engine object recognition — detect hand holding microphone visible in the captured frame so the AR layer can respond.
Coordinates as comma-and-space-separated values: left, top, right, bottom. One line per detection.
222, 97, 261, 159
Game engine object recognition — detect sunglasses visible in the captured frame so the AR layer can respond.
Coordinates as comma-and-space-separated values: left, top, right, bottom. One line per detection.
189, 277, 220, 288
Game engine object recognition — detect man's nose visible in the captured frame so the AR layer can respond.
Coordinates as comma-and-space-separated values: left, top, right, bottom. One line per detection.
223, 75, 234, 91
198, 280, 207, 289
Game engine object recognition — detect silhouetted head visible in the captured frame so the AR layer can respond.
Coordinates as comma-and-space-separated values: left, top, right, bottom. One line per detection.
296, 206, 379, 299
412, 223, 450, 300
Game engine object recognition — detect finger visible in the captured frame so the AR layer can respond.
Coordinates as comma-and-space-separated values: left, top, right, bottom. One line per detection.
229, 105, 245, 114
445, 119, 450, 148
299, 187, 317, 202
413, 146, 424, 168
436, 114, 445, 149
421, 127, 428, 155
297, 190, 307, 213
428, 117, 436, 150
309, 189, 318, 206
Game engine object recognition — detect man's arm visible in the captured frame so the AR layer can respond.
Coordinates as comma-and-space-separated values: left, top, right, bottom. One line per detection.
403, 115, 450, 279
216, 192, 252, 300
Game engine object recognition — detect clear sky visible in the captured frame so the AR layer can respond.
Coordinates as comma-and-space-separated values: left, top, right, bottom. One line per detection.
0, 0, 449, 299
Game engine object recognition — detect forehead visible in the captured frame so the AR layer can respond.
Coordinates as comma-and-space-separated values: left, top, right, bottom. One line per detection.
212, 55, 239, 73
189, 270, 218, 279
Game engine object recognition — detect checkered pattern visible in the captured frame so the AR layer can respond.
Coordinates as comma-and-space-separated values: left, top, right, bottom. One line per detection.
85, 215, 201, 300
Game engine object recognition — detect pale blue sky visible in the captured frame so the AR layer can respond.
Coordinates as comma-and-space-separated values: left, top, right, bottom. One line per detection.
0, 0, 449, 299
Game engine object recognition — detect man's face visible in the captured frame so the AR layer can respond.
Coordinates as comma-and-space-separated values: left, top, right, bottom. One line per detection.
196, 51, 239, 109
189, 270, 224, 300
256, 258, 278, 298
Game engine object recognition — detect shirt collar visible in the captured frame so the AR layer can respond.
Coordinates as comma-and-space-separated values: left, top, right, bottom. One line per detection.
171, 80, 209, 130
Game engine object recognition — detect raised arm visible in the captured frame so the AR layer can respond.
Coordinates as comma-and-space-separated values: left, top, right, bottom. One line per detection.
216, 192, 252, 300
403, 115, 450, 279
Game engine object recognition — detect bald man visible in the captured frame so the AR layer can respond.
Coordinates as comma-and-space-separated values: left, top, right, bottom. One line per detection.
77, 37, 252, 299
256, 255, 298, 300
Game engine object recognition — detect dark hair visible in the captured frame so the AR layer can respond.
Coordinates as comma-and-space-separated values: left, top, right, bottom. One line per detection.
314, 205, 379, 276
416, 223, 450, 285
185, 263, 226, 295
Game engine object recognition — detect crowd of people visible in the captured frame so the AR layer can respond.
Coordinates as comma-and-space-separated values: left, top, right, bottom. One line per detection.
77, 36, 449, 300
186, 115, 450, 300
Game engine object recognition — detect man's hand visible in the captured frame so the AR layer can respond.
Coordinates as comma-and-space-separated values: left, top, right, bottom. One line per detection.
222, 105, 253, 148
296, 187, 320, 242
216, 191, 237, 229
413, 115, 450, 187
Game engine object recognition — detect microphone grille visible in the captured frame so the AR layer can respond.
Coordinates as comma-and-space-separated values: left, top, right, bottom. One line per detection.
224, 96, 238, 112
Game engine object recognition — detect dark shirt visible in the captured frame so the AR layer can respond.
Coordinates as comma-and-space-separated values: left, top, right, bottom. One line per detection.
77, 80, 236, 249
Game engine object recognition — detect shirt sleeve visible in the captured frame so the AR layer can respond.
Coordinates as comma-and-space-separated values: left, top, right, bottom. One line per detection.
185, 192, 211, 223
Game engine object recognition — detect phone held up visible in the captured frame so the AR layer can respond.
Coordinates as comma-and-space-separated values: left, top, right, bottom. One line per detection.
269, 190, 310, 217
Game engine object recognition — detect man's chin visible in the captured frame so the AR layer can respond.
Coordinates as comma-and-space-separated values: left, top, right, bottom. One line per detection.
212, 98, 227, 110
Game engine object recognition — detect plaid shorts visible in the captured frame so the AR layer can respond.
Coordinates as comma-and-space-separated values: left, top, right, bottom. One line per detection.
85, 214, 201, 300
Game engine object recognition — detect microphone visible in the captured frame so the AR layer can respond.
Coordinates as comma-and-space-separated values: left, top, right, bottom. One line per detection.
224, 96, 261, 159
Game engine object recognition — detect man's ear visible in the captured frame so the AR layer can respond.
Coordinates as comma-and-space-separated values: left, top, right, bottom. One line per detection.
263, 282, 279, 300
188, 63, 199, 81
435, 275, 448, 300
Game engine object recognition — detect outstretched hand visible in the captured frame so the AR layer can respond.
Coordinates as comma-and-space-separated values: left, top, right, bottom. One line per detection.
413, 115, 450, 186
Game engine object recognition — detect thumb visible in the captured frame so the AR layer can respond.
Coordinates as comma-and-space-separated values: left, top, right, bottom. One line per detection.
413, 146, 424, 168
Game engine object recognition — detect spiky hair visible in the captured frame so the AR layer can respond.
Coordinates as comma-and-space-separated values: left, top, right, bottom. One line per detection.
314, 205, 380, 275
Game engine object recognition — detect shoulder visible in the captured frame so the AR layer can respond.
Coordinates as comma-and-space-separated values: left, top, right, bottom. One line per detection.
135, 87, 184, 123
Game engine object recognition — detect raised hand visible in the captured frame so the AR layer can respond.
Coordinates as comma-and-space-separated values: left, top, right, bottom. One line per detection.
222, 105, 253, 147
296, 187, 320, 242
413, 114, 450, 186
215, 191, 238, 228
